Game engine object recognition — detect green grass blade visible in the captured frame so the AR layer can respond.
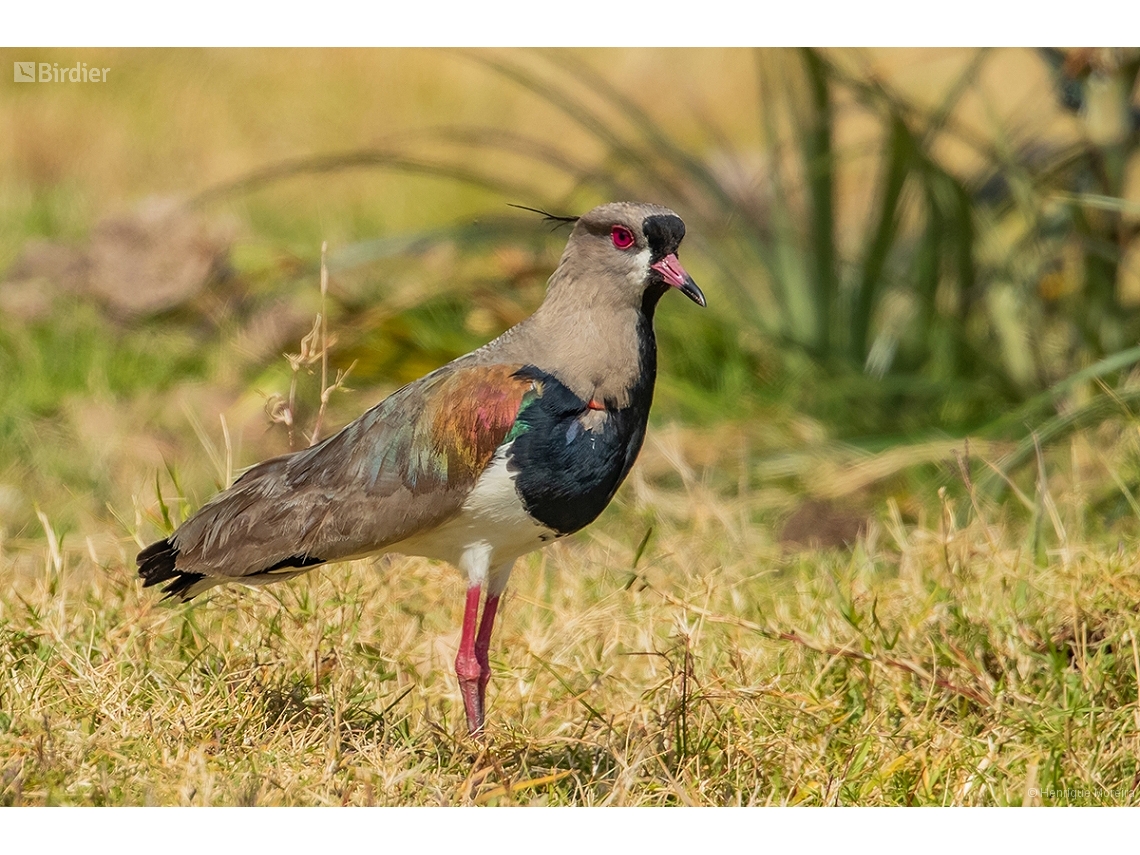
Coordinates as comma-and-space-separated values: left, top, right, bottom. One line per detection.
980, 385, 1140, 500
980, 343, 1140, 438
849, 115, 913, 364
189, 149, 545, 208
799, 48, 838, 358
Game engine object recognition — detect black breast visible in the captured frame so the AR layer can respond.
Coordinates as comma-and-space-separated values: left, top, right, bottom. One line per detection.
507, 330, 656, 535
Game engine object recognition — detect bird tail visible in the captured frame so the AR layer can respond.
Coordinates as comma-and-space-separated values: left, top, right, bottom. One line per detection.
137, 537, 212, 601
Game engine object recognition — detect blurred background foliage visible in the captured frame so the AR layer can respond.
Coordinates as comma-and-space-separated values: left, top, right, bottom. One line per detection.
2, 47, 1140, 546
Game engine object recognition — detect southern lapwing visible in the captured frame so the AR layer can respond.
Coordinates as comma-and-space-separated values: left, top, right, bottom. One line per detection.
137, 201, 705, 734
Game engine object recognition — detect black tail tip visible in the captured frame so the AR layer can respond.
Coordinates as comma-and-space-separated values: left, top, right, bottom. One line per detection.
137, 538, 204, 601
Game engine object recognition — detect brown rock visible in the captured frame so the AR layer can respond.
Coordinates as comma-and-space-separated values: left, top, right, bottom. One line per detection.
779, 498, 867, 550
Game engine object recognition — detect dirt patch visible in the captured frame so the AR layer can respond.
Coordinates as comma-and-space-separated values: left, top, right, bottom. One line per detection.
2, 197, 231, 321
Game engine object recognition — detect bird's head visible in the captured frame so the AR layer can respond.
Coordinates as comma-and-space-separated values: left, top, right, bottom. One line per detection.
545, 201, 705, 314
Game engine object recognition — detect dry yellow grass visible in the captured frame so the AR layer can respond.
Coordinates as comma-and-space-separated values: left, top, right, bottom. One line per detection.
4, 439, 1140, 805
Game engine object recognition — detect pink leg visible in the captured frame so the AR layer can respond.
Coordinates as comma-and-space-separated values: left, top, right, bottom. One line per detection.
455, 584, 484, 734
474, 593, 501, 722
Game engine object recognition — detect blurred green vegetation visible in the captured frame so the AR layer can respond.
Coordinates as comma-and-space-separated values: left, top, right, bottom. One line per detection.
2, 47, 1140, 542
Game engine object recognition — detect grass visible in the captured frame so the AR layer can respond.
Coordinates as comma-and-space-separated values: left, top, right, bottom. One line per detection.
4, 445, 1140, 806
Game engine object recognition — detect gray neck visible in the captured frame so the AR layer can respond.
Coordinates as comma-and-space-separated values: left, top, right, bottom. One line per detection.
471, 297, 653, 409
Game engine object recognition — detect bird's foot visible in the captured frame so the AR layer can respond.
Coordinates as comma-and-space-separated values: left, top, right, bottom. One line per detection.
471, 592, 499, 736
456, 586, 501, 736
457, 661, 485, 735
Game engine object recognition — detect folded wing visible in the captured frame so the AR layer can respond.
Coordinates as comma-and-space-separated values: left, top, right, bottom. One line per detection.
138, 363, 538, 598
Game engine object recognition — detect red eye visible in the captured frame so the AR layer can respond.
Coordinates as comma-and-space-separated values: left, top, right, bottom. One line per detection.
611, 225, 635, 250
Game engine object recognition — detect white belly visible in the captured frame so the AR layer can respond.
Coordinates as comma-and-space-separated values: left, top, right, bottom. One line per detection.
386, 447, 561, 587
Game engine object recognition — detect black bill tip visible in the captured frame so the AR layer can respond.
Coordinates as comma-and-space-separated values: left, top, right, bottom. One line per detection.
679, 277, 706, 307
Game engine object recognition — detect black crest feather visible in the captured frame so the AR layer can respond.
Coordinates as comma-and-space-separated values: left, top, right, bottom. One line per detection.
509, 204, 579, 231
